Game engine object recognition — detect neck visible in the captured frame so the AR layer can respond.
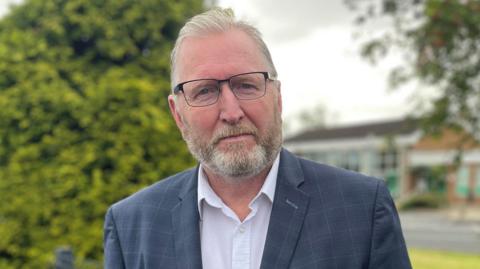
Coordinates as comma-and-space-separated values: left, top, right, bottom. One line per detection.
203, 164, 272, 221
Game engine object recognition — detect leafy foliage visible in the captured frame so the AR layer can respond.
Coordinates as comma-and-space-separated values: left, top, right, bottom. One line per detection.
346, 0, 480, 142
398, 193, 447, 210
283, 104, 327, 136
0, 0, 202, 267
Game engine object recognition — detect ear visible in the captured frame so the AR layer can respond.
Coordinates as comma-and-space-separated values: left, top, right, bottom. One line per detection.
275, 80, 282, 114
168, 94, 185, 131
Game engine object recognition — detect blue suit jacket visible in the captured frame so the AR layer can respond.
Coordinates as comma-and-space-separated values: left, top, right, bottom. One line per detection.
104, 149, 411, 268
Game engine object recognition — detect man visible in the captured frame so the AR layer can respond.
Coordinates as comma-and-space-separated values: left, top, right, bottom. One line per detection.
104, 8, 412, 269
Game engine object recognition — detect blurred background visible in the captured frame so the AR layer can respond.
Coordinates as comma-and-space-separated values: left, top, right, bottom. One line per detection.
0, 0, 479, 268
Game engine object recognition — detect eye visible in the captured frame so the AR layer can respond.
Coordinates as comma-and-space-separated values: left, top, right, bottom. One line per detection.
192, 85, 217, 100
239, 83, 257, 89
234, 81, 260, 95
197, 87, 211, 95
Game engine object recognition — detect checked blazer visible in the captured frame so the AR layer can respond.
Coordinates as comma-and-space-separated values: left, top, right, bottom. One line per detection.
104, 149, 412, 269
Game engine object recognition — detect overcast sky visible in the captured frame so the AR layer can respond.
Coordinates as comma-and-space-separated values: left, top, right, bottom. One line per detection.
217, 0, 425, 128
0, 0, 425, 129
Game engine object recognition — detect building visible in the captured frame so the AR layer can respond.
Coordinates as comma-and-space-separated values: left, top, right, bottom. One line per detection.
284, 118, 480, 204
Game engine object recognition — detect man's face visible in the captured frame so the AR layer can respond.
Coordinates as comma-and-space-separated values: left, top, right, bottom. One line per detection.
168, 29, 282, 179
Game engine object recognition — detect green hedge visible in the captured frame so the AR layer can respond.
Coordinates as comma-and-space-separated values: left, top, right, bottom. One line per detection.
0, 0, 203, 267
398, 193, 448, 211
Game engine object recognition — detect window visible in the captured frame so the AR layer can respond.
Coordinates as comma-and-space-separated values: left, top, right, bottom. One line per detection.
332, 151, 360, 172
378, 150, 397, 173
345, 151, 360, 171
456, 166, 470, 198
476, 167, 480, 197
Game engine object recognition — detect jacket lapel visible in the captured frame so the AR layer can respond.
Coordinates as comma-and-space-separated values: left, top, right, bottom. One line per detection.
261, 149, 310, 269
172, 168, 203, 269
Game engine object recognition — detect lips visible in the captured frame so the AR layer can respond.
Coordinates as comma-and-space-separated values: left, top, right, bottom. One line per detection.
214, 131, 255, 146
212, 126, 257, 145
219, 133, 252, 142
226, 133, 252, 139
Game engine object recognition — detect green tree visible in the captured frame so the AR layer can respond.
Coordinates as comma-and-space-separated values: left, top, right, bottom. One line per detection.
346, 0, 480, 142
283, 104, 327, 136
0, 0, 202, 267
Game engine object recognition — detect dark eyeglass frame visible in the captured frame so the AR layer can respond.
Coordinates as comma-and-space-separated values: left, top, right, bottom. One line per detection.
173, 71, 275, 107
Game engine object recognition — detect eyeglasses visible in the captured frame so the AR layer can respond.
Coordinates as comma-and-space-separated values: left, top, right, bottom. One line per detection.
173, 71, 275, 107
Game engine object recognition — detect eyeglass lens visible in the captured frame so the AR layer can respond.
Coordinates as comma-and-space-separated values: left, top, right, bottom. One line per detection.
182, 72, 266, 107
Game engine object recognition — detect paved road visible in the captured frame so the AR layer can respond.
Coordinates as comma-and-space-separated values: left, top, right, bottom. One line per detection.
399, 210, 480, 254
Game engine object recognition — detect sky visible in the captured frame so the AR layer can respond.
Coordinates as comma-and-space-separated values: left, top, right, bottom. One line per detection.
216, 0, 425, 128
0, 0, 427, 129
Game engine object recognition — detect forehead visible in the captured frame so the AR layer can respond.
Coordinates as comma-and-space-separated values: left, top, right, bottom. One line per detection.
176, 29, 267, 81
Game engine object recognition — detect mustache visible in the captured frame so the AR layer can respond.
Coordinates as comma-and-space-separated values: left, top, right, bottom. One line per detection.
211, 125, 258, 145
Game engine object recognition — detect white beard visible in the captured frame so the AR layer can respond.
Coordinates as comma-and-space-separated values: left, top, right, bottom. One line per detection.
182, 112, 282, 181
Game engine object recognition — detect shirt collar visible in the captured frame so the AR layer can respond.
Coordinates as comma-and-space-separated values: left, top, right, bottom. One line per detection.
197, 153, 280, 219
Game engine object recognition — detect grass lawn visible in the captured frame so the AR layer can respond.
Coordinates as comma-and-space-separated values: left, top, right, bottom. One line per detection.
409, 248, 480, 269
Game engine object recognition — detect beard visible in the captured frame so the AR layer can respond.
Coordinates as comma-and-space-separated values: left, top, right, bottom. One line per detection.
181, 111, 282, 181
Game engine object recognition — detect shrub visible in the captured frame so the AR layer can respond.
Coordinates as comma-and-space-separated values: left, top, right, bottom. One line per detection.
398, 193, 447, 211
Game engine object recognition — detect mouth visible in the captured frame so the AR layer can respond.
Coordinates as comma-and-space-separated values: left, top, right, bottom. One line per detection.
215, 132, 255, 145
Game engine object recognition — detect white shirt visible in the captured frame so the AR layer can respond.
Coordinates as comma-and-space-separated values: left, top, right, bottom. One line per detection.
197, 154, 280, 269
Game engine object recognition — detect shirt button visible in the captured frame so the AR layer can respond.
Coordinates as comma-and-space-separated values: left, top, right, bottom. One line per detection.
238, 226, 245, 233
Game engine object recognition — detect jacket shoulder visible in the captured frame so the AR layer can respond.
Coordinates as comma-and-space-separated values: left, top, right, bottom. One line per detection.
109, 167, 197, 215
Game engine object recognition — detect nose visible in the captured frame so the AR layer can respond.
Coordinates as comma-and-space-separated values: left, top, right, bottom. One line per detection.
217, 83, 245, 124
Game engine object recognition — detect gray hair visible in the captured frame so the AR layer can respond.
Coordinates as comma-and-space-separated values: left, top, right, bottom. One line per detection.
170, 7, 278, 90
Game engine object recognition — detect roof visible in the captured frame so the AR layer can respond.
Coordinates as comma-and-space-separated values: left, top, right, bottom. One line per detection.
285, 118, 418, 143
